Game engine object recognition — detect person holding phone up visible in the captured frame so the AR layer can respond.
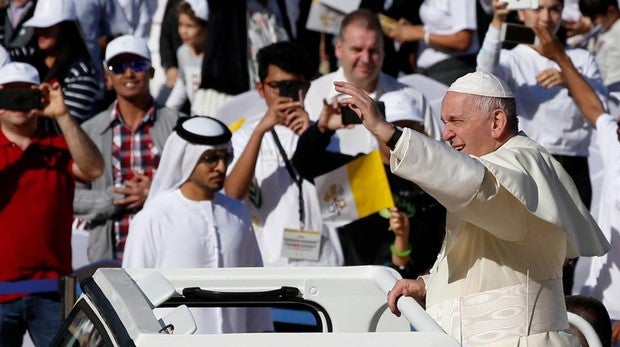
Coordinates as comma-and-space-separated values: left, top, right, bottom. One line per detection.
0, 62, 103, 347
476, 0, 608, 294
225, 41, 343, 267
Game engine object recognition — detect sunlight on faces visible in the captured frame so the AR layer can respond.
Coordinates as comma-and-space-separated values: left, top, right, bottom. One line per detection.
518, 0, 564, 35
336, 23, 384, 90
441, 92, 498, 157
187, 149, 231, 193
105, 53, 153, 100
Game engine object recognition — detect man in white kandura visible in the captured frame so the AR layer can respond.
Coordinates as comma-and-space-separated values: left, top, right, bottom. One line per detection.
122, 116, 272, 334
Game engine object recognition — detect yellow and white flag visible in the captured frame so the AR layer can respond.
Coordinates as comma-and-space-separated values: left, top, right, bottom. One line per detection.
314, 150, 394, 226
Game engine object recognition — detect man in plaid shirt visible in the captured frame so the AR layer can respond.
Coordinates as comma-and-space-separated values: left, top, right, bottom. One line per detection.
74, 35, 183, 262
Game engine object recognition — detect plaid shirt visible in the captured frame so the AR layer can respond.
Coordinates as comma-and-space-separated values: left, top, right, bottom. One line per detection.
111, 102, 159, 259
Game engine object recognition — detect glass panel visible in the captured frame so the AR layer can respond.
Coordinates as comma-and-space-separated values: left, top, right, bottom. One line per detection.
55, 308, 106, 347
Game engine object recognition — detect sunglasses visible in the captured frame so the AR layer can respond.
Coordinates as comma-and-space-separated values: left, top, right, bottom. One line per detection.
202, 152, 233, 167
107, 60, 150, 74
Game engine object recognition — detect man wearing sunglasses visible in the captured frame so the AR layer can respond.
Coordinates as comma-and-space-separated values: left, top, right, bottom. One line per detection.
225, 41, 343, 267
74, 35, 183, 264
123, 116, 271, 334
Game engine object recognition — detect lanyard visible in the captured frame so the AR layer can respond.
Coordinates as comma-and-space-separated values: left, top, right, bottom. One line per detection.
270, 129, 305, 230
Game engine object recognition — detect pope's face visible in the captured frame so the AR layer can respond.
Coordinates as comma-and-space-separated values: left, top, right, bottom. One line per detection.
441, 92, 497, 157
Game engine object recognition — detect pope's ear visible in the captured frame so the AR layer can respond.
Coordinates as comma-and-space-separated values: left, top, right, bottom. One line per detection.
491, 108, 509, 139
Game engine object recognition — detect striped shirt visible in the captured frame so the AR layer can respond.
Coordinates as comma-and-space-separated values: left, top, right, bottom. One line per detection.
62, 59, 102, 123
110, 103, 159, 259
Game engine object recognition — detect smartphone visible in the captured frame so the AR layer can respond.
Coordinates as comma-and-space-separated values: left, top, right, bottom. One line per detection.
500, 22, 539, 45
341, 101, 385, 125
278, 80, 309, 101
504, 0, 539, 10
0, 88, 43, 111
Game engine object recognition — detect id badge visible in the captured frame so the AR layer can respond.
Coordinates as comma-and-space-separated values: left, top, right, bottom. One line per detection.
281, 227, 321, 261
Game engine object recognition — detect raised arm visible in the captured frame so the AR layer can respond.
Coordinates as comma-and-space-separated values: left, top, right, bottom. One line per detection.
225, 98, 302, 199
33, 82, 104, 182
532, 25, 606, 125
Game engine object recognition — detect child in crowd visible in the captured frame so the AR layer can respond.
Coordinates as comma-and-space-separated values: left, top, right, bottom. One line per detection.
165, 0, 208, 111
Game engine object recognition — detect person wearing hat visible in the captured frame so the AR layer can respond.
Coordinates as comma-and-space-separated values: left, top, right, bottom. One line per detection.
334, 70, 610, 346
292, 90, 445, 279
532, 24, 620, 346
0, 62, 103, 346
477, 1, 608, 294
23, 0, 102, 123
122, 116, 272, 334
73, 34, 184, 263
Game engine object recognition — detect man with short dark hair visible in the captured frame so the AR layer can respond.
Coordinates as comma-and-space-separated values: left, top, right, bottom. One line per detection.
225, 41, 343, 267
74, 35, 183, 262
0, 61, 103, 347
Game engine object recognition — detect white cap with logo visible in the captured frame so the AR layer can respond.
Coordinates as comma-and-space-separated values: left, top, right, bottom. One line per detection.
23, 0, 76, 28
448, 71, 515, 98
380, 90, 425, 124
0, 62, 40, 85
105, 35, 152, 64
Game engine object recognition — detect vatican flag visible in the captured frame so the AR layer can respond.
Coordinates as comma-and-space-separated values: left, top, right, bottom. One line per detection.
314, 150, 394, 227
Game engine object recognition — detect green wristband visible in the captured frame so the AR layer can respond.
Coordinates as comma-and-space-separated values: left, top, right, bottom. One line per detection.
390, 244, 412, 257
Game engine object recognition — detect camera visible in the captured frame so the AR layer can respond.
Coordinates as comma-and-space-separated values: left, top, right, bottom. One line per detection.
0, 88, 43, 111
341, 101, 385, 125
278, 80, 309, 101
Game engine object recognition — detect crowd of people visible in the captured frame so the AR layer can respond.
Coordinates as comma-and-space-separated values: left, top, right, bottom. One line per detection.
1, 0, 619, 346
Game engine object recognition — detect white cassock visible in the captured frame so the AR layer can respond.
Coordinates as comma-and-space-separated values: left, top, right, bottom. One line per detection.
390, 128, 609, 347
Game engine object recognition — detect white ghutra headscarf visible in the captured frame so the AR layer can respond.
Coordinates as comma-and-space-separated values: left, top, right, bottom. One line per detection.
147, 116, 233, 204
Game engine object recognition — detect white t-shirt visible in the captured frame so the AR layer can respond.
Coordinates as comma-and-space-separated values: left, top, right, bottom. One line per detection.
229, 118, 344, 267
165, 44, 203, 110
581, 114, 620, 320
477, 25, 607, 156
417, 0, 479, 68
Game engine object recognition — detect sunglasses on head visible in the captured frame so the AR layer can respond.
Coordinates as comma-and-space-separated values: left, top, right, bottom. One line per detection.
202, 152, 233, 167
107, 60, 150, 74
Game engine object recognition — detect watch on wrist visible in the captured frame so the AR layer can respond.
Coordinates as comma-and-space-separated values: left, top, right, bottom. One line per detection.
386, 125, 403, 150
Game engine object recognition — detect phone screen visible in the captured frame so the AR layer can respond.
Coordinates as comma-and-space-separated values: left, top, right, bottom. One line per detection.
278, 80, 309, 101
341, 101, 385, 125
500, 23, 538, 45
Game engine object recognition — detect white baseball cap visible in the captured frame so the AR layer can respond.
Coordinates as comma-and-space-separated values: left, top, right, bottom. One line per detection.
0, 62, 40, 85
380, 90, 424, 124
184, 0, 209, 22
23, 0, 76, 28
105, 35, 151, 64
448, 71, 515, 98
